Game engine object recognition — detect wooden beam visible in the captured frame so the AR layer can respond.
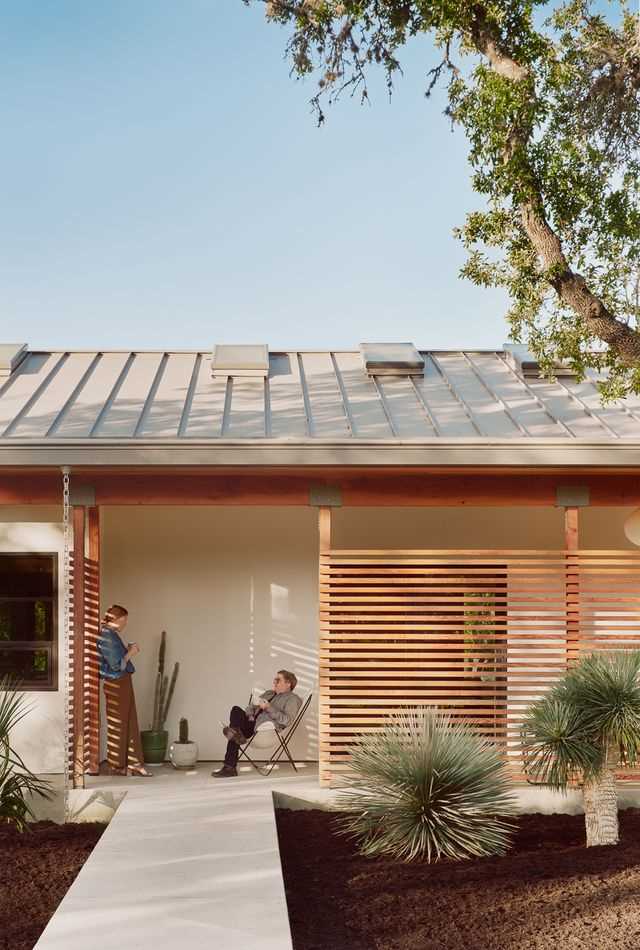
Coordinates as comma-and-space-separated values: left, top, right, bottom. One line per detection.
88, 506, 100, 560
80, 473, 640, 507
1, 469, 640, 507
0, 474, 62, 504
564, 507, 579, 550
318, 507, 332, 554
71, 506, 86, 789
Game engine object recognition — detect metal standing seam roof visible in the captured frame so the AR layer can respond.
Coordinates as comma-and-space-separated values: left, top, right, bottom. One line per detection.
1, 349, 640, 467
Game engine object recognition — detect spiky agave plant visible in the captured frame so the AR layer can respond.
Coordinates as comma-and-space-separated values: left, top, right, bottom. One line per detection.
0, 677, 52, 831
521, 651, 640, 848
337, 707, 517, 863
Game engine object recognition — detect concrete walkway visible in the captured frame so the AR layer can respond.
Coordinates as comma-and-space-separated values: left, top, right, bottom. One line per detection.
35, 763, 333, 950
32, 762, 640, 950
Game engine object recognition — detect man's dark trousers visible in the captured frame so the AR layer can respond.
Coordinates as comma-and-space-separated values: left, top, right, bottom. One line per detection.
224, 706, 256, 768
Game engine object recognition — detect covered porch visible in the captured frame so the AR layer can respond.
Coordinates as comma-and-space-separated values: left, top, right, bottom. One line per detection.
4, 466, 640, 788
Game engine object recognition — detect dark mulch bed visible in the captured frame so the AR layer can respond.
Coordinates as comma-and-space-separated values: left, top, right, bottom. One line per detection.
0, 820, 106, 950
276, 807, 640, 950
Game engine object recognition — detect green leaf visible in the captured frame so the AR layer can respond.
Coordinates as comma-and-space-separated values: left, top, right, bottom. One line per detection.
336, 707, 517, 863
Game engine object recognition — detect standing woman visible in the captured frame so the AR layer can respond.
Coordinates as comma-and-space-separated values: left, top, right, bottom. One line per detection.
97, 604, 152, 777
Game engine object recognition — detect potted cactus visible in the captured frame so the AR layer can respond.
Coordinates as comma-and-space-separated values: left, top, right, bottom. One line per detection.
169, 717, 198, 769
141, 630, 179, 764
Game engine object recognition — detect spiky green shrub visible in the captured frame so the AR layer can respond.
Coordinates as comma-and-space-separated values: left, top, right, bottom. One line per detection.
337, 707, 517, 863
521, 651, 640, 847
0, 677, 52, 831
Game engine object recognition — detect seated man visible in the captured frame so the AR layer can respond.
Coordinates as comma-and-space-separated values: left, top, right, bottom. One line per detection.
212, 669, 302, 778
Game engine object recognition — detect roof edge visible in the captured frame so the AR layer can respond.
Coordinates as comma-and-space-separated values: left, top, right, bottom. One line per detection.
1, 441, 639, 468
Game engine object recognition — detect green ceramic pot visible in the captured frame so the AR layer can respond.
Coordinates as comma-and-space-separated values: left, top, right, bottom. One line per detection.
141, 729, 168, 764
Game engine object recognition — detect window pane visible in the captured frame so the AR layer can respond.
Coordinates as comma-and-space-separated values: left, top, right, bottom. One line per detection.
0, 555, 55, 597
0, 648, 51, 683
0, 600, 54, 642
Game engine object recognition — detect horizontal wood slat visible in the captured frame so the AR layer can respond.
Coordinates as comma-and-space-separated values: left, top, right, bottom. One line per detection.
83, 556, 100, 775
67, 554, 100, 782
319, 549, 640, 786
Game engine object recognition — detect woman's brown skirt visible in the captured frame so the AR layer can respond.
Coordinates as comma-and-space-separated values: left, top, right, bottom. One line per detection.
103, 673, 145, 771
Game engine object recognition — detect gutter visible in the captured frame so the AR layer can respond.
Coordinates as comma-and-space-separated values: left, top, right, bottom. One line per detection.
0, 438, 638, 468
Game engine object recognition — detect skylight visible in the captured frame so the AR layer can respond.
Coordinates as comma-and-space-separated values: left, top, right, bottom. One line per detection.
0, 344, 28, 378
359, 342, 424, 377
503, 343, 574, 379
211, 344, 269, 378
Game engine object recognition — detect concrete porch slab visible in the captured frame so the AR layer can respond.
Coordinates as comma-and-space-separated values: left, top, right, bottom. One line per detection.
34, 762, 322, 950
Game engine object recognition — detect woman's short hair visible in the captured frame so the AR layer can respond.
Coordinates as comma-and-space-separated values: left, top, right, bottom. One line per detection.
278, 669, 297, 690
103, 604, 128, 624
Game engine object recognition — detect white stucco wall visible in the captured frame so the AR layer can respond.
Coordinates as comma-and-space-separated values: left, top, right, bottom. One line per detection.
101, 507, 320, 763
3, 502, 637, 771
0, 521, 66, 773
334, 505, 639, 550
333, 506, 567, 548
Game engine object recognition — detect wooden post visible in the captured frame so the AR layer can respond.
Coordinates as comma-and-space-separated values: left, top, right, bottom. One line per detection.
565, 507, 580, 666
565, 507, 579, 551
86, 507, 101, 775
318, 506, 331, 555
318, 507, 331, 786
72, 506, 86, 789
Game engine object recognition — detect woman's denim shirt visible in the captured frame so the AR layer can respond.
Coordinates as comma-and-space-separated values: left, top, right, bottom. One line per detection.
98, 625, 135, 680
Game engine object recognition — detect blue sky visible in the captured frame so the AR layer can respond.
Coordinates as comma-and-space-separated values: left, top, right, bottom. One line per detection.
0, 1, 600, 351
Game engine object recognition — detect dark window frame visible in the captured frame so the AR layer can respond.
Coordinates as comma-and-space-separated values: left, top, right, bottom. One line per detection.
0, 552, 59, 691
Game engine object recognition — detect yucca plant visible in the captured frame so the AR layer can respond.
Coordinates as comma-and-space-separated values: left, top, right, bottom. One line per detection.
337, 707, 517, 863
521, 651, 640, 848
0, 676, 52, 831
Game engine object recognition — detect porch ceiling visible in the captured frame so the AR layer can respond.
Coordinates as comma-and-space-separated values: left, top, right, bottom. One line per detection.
0, 349, 639, 467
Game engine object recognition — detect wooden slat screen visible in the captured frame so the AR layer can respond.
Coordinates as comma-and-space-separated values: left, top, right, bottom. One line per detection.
83, 556, 100, 774
67, 555, 100, 783
319, 549, 640, 786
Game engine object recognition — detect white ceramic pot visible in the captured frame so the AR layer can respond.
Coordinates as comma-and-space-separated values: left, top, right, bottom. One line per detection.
169, 740, 198, 769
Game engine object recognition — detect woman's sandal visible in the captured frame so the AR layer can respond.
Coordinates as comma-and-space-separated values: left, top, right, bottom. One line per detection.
127, 766, 154, 777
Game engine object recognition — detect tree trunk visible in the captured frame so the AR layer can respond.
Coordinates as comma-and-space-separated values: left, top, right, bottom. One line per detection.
470, 6, 640, 367
582, 770, 619, 847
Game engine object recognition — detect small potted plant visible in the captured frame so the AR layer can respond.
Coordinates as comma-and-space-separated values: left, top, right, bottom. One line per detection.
141, 630, 179, 764
169, 717, 198, 769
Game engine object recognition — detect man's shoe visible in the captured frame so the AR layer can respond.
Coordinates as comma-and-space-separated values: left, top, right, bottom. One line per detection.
211, 765, 237, 778
223, 725, 248, 745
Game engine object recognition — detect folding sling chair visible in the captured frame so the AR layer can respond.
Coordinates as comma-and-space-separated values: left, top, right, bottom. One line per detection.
237, 692, 313, 777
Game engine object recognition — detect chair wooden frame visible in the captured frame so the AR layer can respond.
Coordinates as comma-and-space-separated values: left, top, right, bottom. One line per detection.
237, 693, 313, 777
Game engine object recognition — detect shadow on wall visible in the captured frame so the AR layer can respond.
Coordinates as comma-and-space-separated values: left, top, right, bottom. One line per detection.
270, 578, 318, 758
240, 579, 318, 760
100, 507, 319, 763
